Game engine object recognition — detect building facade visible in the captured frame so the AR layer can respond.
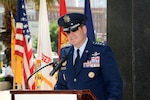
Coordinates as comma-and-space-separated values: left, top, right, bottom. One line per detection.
27, 5, 106, 42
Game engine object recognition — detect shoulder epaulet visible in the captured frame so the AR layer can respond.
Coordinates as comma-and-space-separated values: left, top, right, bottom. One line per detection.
60, 44, 72, 57
92, 41, 105, 46
61, 44, 72, 50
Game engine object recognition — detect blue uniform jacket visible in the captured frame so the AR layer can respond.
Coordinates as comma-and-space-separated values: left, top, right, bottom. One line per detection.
54, 39, 123, 100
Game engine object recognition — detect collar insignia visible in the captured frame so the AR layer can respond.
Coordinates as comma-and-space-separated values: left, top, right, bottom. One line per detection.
85, 50, 88, 53
62, 61, 67, 66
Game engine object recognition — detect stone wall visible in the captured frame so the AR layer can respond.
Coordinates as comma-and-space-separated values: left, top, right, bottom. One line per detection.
107, 0, 150, 100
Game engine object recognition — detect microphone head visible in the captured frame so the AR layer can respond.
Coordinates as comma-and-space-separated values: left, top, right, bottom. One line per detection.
49, 55, 68, 76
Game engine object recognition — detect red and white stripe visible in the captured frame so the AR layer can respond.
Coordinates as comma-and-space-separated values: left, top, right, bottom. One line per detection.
15, 22, 35, 90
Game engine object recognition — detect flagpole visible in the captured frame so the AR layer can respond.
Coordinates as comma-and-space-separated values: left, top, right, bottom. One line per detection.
35, 59, 41, 89
12, 55, 17, 89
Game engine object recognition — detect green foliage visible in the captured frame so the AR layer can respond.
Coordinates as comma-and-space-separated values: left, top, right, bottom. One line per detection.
32, 20, 58, 53
50, 20, 59, 52
0, 77, 5, 82
96, 36, 102, 42
32, 35, 38, 49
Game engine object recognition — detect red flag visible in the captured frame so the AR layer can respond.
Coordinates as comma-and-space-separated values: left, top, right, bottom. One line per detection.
58, 0, 68, 59
15, 0, 35, 89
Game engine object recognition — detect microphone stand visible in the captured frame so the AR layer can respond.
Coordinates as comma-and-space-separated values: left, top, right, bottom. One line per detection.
25, 62, 57, 89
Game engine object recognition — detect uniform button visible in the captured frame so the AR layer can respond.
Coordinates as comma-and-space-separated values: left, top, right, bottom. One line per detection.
73, 78, 77, 82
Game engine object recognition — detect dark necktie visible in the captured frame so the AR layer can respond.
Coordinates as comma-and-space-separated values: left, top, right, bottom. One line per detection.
74, 49, 80, 69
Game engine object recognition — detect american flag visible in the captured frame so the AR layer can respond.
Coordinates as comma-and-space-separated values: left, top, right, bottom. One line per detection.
15, 0, 35, 89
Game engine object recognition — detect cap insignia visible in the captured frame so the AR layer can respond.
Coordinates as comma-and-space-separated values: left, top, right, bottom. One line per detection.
63, 15, 70, 22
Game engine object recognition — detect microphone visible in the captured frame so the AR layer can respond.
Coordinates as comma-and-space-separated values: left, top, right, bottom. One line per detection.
25, 62, 55, 89
49, 55, 68, 76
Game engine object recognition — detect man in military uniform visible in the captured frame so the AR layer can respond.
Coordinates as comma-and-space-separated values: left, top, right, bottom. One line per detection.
54, 13, 123, 100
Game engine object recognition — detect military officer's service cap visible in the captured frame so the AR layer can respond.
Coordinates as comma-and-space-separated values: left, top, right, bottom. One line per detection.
58, 13, 87, 33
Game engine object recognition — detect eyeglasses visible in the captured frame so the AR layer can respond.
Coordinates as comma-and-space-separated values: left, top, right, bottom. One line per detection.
64, 27, 79, 34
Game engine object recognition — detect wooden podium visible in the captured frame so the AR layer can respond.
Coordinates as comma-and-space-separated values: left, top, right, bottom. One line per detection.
10, 89, 98, 100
